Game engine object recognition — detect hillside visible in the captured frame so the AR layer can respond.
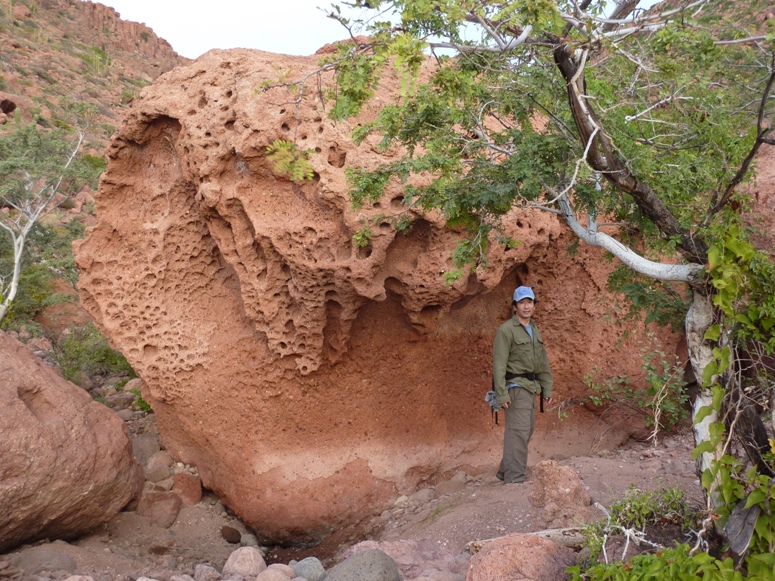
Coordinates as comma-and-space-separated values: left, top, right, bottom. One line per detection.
0, 0, 185, 151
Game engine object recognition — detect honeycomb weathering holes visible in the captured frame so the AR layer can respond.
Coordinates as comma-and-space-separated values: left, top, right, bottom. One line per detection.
327, 146, 346, 168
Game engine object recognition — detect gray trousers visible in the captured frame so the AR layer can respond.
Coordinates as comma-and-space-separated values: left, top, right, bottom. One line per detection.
497, 386, 536, 483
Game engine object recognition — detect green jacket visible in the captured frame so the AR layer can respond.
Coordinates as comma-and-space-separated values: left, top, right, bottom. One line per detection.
492, 316, 553, 405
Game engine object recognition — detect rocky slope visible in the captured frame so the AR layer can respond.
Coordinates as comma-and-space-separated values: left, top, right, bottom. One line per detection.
0, 0, 184, 147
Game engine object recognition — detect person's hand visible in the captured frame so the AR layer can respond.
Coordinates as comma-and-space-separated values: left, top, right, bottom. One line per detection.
502, 402, 509, 409
544, 397, 553, 405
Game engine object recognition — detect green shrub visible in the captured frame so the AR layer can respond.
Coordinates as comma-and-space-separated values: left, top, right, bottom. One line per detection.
579, 486, 702, 565
569, 543, 774, 581
583, 334, 689, 436
607, 486, 698, 531
52, 323, 135, 382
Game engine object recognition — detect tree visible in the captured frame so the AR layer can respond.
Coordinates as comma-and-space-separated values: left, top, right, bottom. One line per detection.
285, 0, 775, 572
0, 105, 100, 324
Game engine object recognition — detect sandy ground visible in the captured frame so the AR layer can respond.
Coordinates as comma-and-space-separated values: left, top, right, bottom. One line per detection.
1, 410, 703, 581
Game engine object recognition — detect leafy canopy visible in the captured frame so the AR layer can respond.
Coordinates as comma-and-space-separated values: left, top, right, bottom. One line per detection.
319, 0, 774, 275
310, 1, 775, 576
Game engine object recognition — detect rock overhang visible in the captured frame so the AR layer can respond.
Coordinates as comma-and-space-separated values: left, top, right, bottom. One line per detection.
75, 48, 669, 543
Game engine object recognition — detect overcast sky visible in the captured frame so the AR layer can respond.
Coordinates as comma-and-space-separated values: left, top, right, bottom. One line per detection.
94, 1, 659, 60
94, 0, 355, 59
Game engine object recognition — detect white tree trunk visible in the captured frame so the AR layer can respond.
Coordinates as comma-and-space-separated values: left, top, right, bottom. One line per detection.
0, 231, 25, 324
557, 195, 704, 283
685, 291, 722, 500
557, 196, 722, 502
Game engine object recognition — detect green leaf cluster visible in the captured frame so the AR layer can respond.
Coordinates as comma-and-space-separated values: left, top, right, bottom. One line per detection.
0, 119, 96, 205
353, 226, 373, 248
0, 219, 86, 329
328, 1, 772, 259
569, 543, 773, 581
607, 267, 690, 331
128, 387, 152, 412
691, 387, 775, 563
266, 139, 315, 181
319, 40, 390, 121
706, 226, 775, 350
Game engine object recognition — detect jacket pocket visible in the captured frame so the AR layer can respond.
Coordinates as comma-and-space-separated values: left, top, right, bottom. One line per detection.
510, 335, 533, 362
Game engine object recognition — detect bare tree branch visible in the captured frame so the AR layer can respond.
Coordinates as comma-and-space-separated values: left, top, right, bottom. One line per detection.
704, 54, 775, 223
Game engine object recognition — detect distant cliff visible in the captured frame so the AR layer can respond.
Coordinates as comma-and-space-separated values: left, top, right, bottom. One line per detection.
0, 0, 186, 147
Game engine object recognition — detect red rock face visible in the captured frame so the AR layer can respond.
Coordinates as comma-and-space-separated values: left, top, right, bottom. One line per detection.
0, 332, 141, 552
75, 49, 672, 543
747, 145, 775, 254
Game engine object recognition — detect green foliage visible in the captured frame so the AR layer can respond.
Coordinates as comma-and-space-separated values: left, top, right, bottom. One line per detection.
698, 453, 775, 563
584, 337, 688, 432
353, 226, 372, 248
0, 121, 78, 204
0, 111, 101, 323
80, 153, 107, 187
691, 388, 775, 562
571, 483, 775, 579
76, 45, 112, 76
569, 543, 772, 581
0, 260, 54, 328
52, 323, 135, 382
0, 217, 86, 329
346, 166, 392, 207
695, 223, 775, 568
706, 225, 775, 351
266, 139, 315, 181
128, 388, 152, 412
442, 268, 463, 284
325, 0, 774, 275
319, 40, 389, 121
574, 486, 702, 577
609, 486, 698, 532
607, 267, 690, 331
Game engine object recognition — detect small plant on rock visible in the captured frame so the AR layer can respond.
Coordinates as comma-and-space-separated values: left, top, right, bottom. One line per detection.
353, 226, 372, 248
266, 140, 315, 181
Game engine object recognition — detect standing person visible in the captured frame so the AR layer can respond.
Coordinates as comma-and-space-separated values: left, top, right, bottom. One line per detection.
492, 286, 554, 484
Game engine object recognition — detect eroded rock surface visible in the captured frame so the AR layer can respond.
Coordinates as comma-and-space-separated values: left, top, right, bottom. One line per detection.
466, 534, 577, 581
0, 332, 141, 552
75, 48, 675, 543
528, 461, 593, 529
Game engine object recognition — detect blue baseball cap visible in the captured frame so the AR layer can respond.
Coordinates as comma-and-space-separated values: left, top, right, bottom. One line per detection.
513, 286, 536, 302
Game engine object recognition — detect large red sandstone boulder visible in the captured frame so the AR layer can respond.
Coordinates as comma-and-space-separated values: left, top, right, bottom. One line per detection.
466, 534, 577, 581
74, 48, 674, 543
0, 332, 141, 552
